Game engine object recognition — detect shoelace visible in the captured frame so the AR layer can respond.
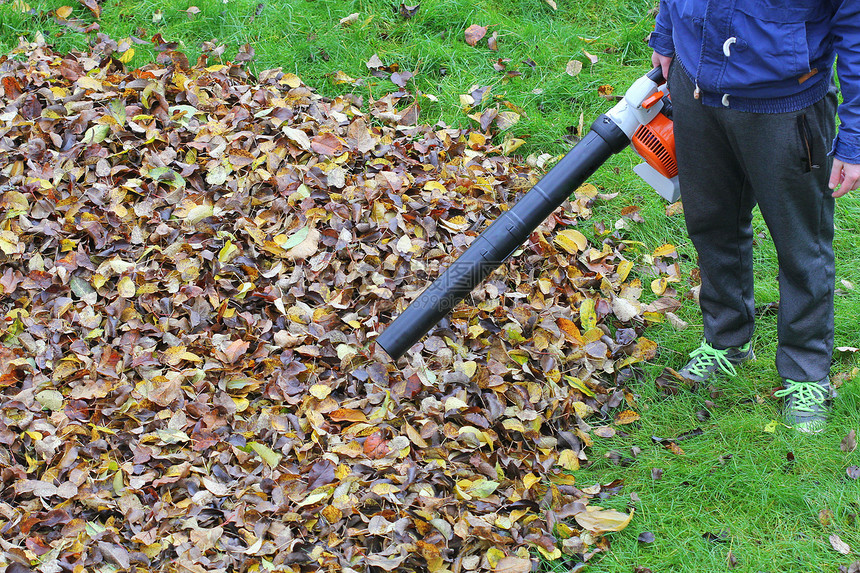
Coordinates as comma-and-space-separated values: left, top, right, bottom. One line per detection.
774, 380, 829, 413
685, 342, 738, 377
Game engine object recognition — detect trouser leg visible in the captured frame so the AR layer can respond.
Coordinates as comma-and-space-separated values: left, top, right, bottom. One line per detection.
737, 93, 837, 381
669, 62, 837, 381
669, 61, 757, 349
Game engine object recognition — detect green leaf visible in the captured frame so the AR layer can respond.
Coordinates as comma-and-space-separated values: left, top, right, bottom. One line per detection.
248, 441, 282, 468
468, 479, 500, 498
147, 167, 185, 188
109, 99, 126, 125
282, 226, 310, 250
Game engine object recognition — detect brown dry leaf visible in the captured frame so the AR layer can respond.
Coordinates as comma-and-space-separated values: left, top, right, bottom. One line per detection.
495, 556, 534, 572
78, 0, 100, 18
286, 227, 320, 260
221, 339, 250, 364
842, 429, 857, 453
465, 24, 488, 47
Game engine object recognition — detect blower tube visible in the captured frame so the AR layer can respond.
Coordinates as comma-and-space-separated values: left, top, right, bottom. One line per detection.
376, 113, 631, 360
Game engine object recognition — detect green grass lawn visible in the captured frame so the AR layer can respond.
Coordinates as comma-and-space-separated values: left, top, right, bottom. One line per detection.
2, 0, 859, 571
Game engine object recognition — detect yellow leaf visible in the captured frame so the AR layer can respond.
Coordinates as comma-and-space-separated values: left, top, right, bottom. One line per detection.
578, 298, 597, 330
77, 76, 103, 91
295, 490, 330, 508
565, 376, 595, 397
651, 277, 667, 296
309, 384, 332, 399
557, 317, 582, 345
119, 48, 135, 64
535, 545, 562, 561
184, 204, 213, 224
162, 346, 187, 366
617, 259, 634, 282
574, 506, 634, 534
422, 180, 448, 194
117, 276, 136, 298
653, 243, 677, 257
502, 419, 526, 433
558, 449, 580, 471
461, 360, 477, 378
371, 482, 401, 495
554, 229, 588, 254
56, 5, 73, 18
218, 240, 239, 263
576, 183, 599, 198
485, 547, 506, 569
614, 410, 641, 425
330, 70, 358, 85
468, 132, 487, 147
522, 472, 540, 491
502, 137, 526, 155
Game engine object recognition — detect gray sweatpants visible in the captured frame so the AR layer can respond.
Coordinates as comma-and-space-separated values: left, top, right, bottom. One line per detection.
668, 61, 838, 382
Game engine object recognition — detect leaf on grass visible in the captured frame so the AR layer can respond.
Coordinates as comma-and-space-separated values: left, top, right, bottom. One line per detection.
842, 429, 857, 453
831, 534, 852, 555
614, 410, 640, 425
574, 506, 634, 534
340, 12, 360, 26
637, 531, 656, 544
464, 24, 487, 47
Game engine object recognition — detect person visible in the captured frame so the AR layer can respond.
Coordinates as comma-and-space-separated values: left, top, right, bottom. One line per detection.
648, 0, 860, 433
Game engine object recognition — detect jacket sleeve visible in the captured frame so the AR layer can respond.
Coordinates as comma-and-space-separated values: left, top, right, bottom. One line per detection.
831, 0, 860, 163
648, 0, 675, 57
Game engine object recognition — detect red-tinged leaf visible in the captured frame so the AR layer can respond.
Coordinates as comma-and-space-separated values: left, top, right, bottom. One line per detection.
222, 339, 251, 364
328, 408, 368, 422
464, 24, 487, 47
77, 0, 100, 18
364, 432, 389, 459
310, 132, 345, 156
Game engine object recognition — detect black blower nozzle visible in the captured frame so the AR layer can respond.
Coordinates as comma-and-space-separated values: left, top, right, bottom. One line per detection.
375, 116, 630, 360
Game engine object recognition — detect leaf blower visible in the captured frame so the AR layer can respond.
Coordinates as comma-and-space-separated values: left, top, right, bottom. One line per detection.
376, 67, 678, 360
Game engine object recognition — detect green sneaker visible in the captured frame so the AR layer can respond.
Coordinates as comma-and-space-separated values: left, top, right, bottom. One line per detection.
774, 378, 832, 434
677, 340, 754, 384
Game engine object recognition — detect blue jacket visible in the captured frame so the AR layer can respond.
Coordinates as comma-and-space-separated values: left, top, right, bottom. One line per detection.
649, 0, 860, 163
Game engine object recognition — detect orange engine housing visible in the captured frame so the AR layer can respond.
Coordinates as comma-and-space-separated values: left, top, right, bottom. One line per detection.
631, 113, 677, 178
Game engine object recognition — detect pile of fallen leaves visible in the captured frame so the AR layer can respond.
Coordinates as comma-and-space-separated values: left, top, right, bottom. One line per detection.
0, 35, 685, 573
